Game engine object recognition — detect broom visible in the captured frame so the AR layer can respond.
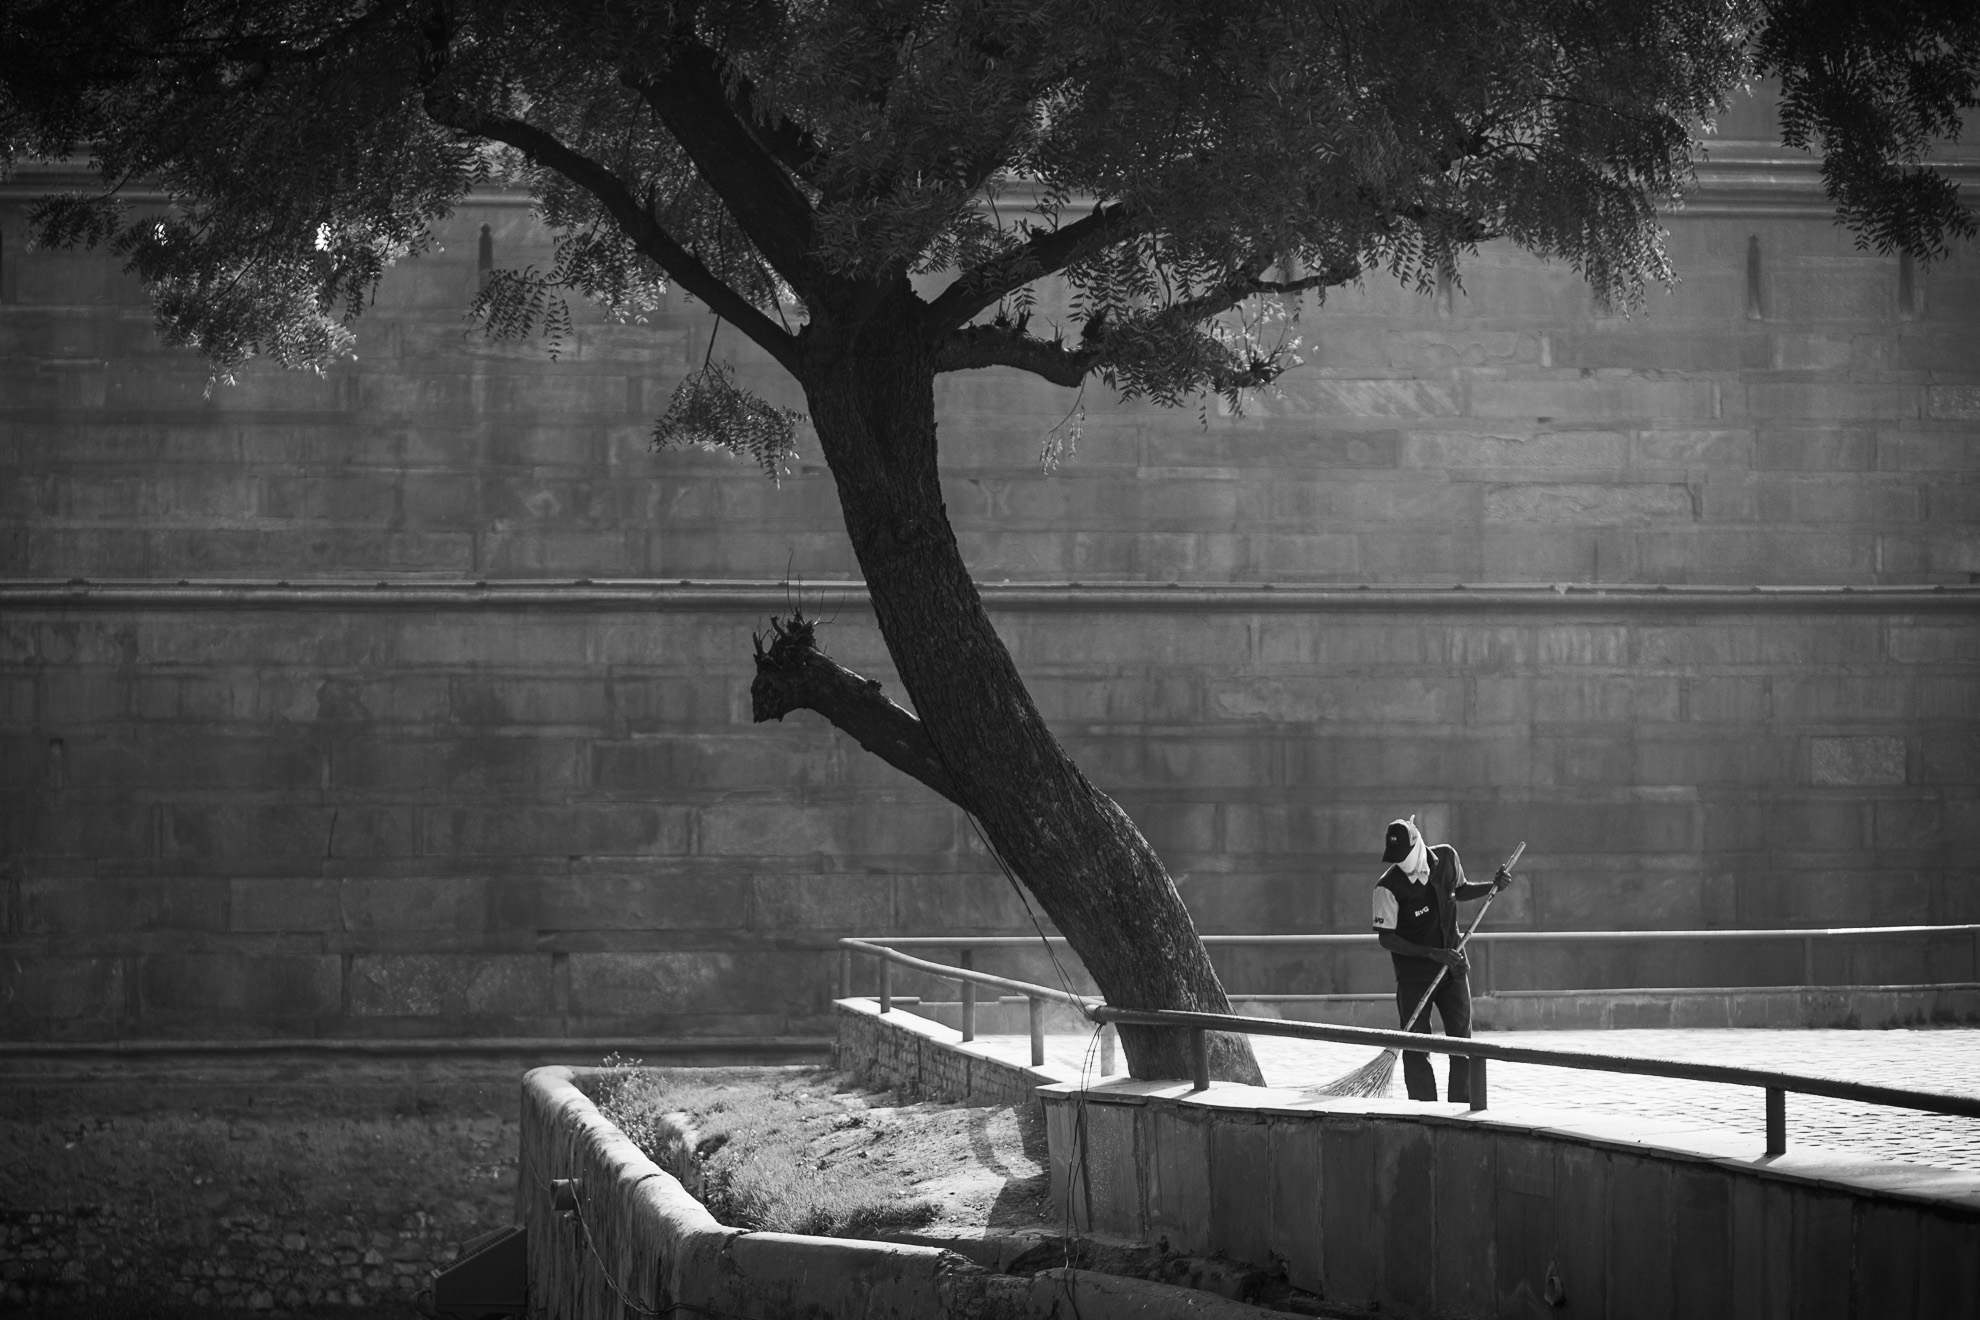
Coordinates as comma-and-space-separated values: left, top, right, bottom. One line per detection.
1315, 841, 1525, 1098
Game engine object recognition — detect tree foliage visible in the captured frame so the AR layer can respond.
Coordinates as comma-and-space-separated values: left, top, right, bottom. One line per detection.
7, 1, 1967, 407
1755, 0, 1978, 259
5, 0, 1974, 1083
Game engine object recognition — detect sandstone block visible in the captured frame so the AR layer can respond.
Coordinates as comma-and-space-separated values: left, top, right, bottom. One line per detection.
1473, 676, 1681, 725
749, 874, 892, 934
421, 805, 692, 859
337, 736, 581, 795
339, 877, 487, 933
540, 871, 746, 932
1355, 530, 1471, 578
1485, 482, 1694, 525
1472, 377, 1716, 421
694, 803, 954, 858
348, 953, 550, 1017
21, 875, 227, 936
1404, 428, 1628, 470
1745, 382, 1917, 421
139, 954, 342, 1018
1207, 675, 1462, 725
1925, 385, 1980, 420
1476, 528, 1609, 581
230, 878, 341, 933
1634, 734, 1791, 786
1636, 528, 1877, 581
888, 874, 1038, 932
167, 805, 411, 861
1754, 427, 1876, 471
1633, 621, 1885, 669
1887, 624, 1980, 664
0, 955, 124, 1022
1808, 736, 1906, 787
568, 949, 811, 1015
1633, 428, 1755, 469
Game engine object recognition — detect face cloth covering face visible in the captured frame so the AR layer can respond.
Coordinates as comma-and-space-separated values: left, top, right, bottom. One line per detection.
1387, 817, 1428, 884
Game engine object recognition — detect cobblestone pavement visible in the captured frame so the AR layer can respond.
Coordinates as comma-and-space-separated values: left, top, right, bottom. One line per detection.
970, 1027, 1980, 1173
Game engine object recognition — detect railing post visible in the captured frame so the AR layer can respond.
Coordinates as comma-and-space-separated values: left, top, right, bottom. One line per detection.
1028, 997, 1045, 1067
1765, 1087, 1786, 1156
960, 950, 976, 1042
1100, 1024, 1117, 1076
1469, 1055, 1487, 1111
838, 948, 852, 1000
1475, 940, 1491, 998
1190, 1028, 1209, 1091
880, 957, 893, 1014
1802, 936, 1815, 987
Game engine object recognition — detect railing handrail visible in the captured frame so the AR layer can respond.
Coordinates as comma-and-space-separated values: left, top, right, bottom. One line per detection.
837, 928, 1980, 1153
849, 924, 1980, 950
1087, 1005, 1980, 1122
837, 938, 1097, 1010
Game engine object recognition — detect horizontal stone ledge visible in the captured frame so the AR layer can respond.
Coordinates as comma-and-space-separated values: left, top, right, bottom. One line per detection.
0, 1033, 831, 1058
5, 577, 1978, 614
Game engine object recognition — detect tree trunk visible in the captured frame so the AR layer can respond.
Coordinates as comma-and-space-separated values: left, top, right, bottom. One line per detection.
791, 313, 1263, 1085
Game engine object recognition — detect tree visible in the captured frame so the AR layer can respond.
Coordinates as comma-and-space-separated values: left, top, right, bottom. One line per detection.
3, 0, 1973, 1081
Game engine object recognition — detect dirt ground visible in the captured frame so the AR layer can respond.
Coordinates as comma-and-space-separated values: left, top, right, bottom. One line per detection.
593, 1066, 1054, 1241
813, 1085, 1056, 1237
591, 1066, 1356, 1316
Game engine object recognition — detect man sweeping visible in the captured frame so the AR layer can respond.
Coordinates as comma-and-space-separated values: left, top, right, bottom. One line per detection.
1371, 817, 1512, 1103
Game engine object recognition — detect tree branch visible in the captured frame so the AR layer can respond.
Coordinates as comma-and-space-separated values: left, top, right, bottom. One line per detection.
419, 91, 800, 373
934, 322, 1098, 386
1161, 254, 1365, 326
934, 253, 1363, 389
751, 613, 962, 805
623, 40, 819, 294
923, 200, 1140, 330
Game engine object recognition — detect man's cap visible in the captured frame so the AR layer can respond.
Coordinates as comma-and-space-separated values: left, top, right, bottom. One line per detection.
1382, 820, 1415, 863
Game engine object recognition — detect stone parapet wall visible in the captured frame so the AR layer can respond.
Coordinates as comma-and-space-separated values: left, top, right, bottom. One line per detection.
4, 590, 1976, 1040
834, 999, 1066, 1106
521, 1064, 1280, 1320
1041, 1080, 1980, 1319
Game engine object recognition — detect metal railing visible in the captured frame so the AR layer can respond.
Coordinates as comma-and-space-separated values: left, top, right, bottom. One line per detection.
837, 937, 1103, 1070
843, 924, 1980, 999
1088, 1005, 1980, 1157
837, 925, 1980, 1156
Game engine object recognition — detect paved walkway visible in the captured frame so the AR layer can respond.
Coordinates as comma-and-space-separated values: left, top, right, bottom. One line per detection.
969, 1027, 1980, 1173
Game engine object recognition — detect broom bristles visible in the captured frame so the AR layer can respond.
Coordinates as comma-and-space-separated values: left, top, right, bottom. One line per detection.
1314, 1047, 1399, 1098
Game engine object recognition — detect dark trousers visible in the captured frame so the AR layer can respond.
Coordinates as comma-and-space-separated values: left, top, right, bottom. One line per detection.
1395, 971, 1473, 1102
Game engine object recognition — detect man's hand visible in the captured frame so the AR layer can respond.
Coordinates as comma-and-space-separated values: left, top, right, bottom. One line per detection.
1492, 864, 1513, 893
1434, 948, 1469, 971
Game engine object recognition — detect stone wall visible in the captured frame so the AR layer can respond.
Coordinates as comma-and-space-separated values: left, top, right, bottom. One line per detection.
522, 1064, 1285, 1320
833, 999, 1065, 1106
4, 168, 1978, 589
2, 85, 1977, 1043
4, 588, 1974, 1040
1041, 1080, 1980, 1319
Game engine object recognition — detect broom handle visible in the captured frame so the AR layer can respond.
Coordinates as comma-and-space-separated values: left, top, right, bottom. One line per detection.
1398, 841, 1525, 1035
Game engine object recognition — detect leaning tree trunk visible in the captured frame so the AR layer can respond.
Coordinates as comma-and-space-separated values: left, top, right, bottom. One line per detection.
779, 314, 1263, 1085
